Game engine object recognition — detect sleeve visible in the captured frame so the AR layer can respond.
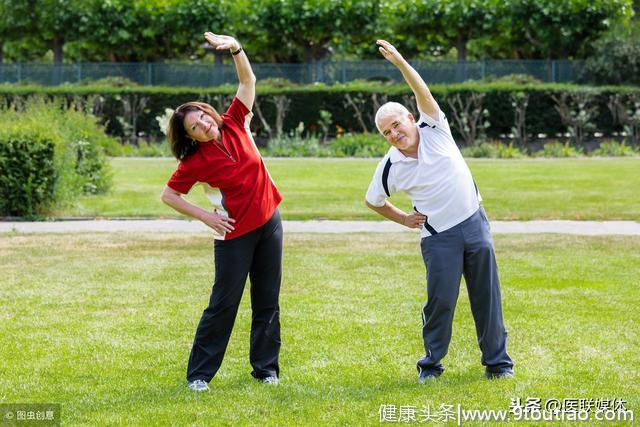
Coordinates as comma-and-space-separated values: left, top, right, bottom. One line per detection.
365, 157, 393, 207
418, 109, 455, 146
418, 109, 448, 128
166, 161, 197, 194
223, 96, 253, 129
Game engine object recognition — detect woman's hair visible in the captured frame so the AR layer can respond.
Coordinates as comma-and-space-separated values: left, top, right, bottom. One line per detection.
167, 102, 224, 160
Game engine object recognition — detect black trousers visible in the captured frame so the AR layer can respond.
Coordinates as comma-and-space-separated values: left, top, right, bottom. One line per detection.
187, 209, 283, 382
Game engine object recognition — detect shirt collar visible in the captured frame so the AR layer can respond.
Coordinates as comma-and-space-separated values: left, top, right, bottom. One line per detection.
388, 146, 418, 163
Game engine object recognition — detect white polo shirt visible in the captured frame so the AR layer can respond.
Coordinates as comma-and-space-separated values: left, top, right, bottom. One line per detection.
365, 109, 481, 237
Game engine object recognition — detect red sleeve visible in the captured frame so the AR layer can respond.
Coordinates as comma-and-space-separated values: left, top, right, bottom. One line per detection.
167, 161, 197, 194
223, 96, 251, 127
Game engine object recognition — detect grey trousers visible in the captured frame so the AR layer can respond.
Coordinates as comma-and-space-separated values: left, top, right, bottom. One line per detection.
417, 206, 513, 374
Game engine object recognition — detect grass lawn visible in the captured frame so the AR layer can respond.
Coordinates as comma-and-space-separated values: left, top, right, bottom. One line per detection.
61, 157, 640, 221
1, 232, 638, 425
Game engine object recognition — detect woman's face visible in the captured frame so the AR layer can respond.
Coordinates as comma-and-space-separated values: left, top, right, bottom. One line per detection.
183, 110, 220, 142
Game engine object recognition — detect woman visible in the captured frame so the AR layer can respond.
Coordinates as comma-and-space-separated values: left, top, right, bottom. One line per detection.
161, 32, 283, 392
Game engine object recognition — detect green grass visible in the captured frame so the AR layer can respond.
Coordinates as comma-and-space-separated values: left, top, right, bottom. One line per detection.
61, 157, 640, 220
1, 233, 638, 425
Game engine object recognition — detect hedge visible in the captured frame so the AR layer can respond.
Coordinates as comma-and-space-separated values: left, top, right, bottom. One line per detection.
1, 82, 639, 147
0, 100, 113, 217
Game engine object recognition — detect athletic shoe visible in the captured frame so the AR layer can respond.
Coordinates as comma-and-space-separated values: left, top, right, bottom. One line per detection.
484, 368, 514, 379
187, 379, 210, 392
260, 376, 279, 385
418, 368, 442, 384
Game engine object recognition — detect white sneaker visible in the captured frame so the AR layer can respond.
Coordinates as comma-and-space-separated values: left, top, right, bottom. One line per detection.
187, 379, 209, 392
260, 376, 279, 385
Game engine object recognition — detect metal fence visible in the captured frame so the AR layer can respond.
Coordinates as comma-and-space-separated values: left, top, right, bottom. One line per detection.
0, 60, 587, 86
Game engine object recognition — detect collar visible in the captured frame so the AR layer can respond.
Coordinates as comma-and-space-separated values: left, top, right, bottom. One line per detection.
388, 146, 418, 163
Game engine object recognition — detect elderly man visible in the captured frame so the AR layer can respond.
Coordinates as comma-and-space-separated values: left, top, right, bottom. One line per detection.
365, 40, 514, 382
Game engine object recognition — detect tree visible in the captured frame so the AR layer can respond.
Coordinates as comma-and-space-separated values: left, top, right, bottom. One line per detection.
0, 0, 34, 63
584, 20, 640, 85
30, 0, 87, 63
505, 0, 633, 59
388, 0, 502, 61
80, 0, 152, 62
247, 0, 381, 63
163, 0, 232, 61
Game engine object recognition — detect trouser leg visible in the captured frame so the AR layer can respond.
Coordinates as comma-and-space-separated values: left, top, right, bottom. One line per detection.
417, 229, 464, 374
186, 234, 256, 382
462, 207, 514, 371
248, 210, 283, 379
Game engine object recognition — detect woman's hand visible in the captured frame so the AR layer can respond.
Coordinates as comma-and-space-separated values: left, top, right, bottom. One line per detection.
204, 32, 240, 53
199, 209, 236, 235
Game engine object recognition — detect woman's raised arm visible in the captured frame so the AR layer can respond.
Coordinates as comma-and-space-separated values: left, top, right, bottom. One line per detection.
204, 32, 256, 110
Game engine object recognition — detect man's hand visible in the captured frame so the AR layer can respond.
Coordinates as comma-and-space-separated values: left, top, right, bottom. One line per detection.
377, 39, 440, 120
199, 210, 236, 235
377, 39, 405, 67
403, 212, 426, 229
204, 32, 240, 52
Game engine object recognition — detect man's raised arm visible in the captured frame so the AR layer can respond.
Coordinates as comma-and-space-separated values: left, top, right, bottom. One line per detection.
377, 39, 439, 120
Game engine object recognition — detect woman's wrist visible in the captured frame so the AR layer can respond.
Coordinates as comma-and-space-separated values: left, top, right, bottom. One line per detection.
231, 45, 243, 55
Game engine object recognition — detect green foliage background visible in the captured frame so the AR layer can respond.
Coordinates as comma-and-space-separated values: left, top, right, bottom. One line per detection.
0, 99, 114, 216
0, 0, 635, 64
1, 82, 638, 145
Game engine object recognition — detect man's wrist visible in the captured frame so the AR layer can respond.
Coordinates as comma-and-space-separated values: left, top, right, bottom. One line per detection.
231, 45, 243, 55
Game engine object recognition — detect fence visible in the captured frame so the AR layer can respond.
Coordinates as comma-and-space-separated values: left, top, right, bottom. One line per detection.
0, 60, 586, 86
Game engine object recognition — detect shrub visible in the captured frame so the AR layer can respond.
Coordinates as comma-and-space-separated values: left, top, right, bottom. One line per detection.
495, 142, 525, 159
0, 99, 113, 216
260, 134, 329, 157
115, 140, 172, 157
590, 140, 638, 157
483, 74, 544, 85
0, 136, 56, 217
461, 142, 498, 158
2, 83, 639, 145
460, 141, 525, 158
534, 141, 583, 158
328, 133, 388, 157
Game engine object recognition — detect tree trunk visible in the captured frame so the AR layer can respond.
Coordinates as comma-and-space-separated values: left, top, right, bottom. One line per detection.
456, 34, 467, 61
455, 34, 468, 82
49, 37, 64, 84
52, 37, 64, 64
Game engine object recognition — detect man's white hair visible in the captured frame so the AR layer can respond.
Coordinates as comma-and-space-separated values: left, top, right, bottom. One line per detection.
375, 102, 411, 133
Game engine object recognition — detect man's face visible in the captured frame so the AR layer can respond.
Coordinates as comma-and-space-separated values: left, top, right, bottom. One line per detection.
378, 112, 418, 152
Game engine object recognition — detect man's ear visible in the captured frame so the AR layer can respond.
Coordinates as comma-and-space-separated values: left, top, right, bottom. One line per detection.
408, 112, 415, 123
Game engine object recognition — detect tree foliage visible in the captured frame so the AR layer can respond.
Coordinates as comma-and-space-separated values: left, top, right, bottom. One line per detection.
504, 0, 633, 59
0, 0, 635, 64
584, 20, 640, 85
